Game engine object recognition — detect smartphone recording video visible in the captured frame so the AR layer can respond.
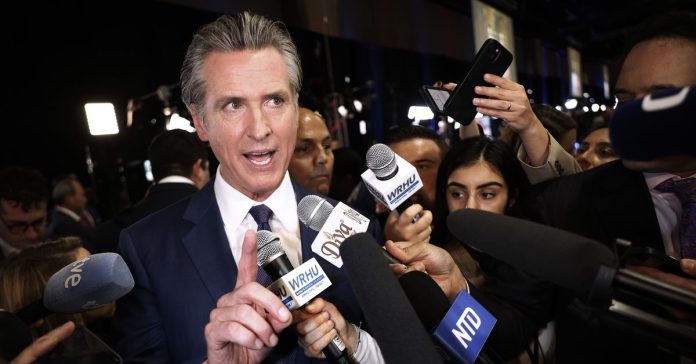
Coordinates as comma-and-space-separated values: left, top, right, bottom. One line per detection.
419, 86, 451, 116
443, 38, 513, 125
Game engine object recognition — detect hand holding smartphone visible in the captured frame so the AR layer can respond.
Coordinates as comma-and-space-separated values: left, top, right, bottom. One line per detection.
420, 38, 513, 125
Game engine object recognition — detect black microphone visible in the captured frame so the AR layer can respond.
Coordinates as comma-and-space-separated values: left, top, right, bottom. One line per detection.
363, 143, 422, 215
256, 230, 355, 364
340, 232, 443, 363
446, 209, 696, 356
399, 271, 455, 362
446, 209, 696, 308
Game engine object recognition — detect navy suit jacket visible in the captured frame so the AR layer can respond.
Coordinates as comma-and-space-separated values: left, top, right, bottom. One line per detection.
47, 208, 96, 249
94, 182, 199, 253
112, 181, 381, 364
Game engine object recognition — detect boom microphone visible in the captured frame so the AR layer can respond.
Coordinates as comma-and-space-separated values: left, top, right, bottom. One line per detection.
446, 209, 696, 308
15, 252, 135, 325
447, 209, 615, 294
362, 143, 423, 214
256, 230, 355, 364
340, 232, 443, 363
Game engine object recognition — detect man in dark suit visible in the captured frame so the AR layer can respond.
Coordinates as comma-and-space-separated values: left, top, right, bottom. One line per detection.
94, 129, 210, 253
112, 12, 383, 364
46, 175, 95, 249
520, 11, 696, 363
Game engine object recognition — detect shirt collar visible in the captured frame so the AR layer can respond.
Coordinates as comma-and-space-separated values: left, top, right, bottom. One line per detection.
214, 169, 298, 231
644, 172, 696, 190
158, 175, 195, 185
55, 206, 80, 222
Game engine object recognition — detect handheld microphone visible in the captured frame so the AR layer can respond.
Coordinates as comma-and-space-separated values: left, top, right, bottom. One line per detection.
340, 232, 443, 363
14, 252, 135, 325
2, 253, 133, 361
256, 230, 355, 364
297, 194, 402, 267
362, 143, 423, 214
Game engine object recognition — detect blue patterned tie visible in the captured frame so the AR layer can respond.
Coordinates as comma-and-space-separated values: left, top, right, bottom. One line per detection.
655, 177, 696, 259
248, 205, 298, 362
249, 204, 274, 286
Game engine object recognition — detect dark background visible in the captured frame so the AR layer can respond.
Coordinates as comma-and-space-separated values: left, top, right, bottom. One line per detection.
2, 0, 693, 217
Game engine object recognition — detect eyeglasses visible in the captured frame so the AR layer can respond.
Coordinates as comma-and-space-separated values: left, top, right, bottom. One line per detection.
0, 214, 47, 234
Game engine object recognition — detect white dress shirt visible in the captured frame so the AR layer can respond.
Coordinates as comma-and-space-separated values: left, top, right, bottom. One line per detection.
645, 172, 696, 259
214, 169, 302, 268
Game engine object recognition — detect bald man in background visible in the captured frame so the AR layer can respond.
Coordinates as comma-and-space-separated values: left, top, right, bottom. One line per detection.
288, 107, 335, 195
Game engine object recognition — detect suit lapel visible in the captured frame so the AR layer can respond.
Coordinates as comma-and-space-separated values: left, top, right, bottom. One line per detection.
181, 184, 237, 301
293, 182, 319, 260
592, 162, 663, 249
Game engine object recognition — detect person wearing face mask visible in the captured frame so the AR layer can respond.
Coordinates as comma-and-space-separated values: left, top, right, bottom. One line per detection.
519, 11, 696, 364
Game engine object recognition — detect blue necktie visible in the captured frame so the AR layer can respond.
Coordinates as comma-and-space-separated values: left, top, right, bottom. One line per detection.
248, 205, 298, 363
249, 204, 274, 286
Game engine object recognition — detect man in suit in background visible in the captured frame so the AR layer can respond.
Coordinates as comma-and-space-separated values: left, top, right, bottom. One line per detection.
0, 167, 48, 261
46, 175, 95, 249
520, 11, 696, 363
94, 129, 210, 253
288, 107, 334, 195
112, 12, 382, 364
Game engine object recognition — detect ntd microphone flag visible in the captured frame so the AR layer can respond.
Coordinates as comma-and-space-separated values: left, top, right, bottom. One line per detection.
434, 290, 496, 364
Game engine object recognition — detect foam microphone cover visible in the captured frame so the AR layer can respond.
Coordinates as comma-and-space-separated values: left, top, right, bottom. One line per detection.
340, 233, 443, 364
446, 209, 615, 293
43, 253, 135, 313
610, 85, 696, 161
399, 271, 451, 332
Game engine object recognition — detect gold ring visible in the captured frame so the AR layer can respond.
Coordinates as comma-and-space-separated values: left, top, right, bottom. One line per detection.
506, 102, 512, 111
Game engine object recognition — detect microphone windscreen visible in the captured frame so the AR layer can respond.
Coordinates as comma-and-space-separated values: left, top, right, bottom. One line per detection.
340, 233, 443, 364
446, 209, 615, 293
610, 86, 696, 161
43, 253, 134, 313
297, 195, 334, 231
365, 143, 397, 179
399, 271, 450, 332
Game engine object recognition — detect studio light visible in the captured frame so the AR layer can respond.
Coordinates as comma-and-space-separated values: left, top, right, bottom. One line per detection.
407, 106, 434, 125
166, 112, 195, 132
84, 103, 119, 136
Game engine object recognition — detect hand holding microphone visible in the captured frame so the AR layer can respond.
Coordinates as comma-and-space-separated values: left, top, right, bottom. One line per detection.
256, 230, 356, 364
205, 230, 292, 364
383, 203, 433, 244
385, 240, 469, 301
294, 298, 359, 360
